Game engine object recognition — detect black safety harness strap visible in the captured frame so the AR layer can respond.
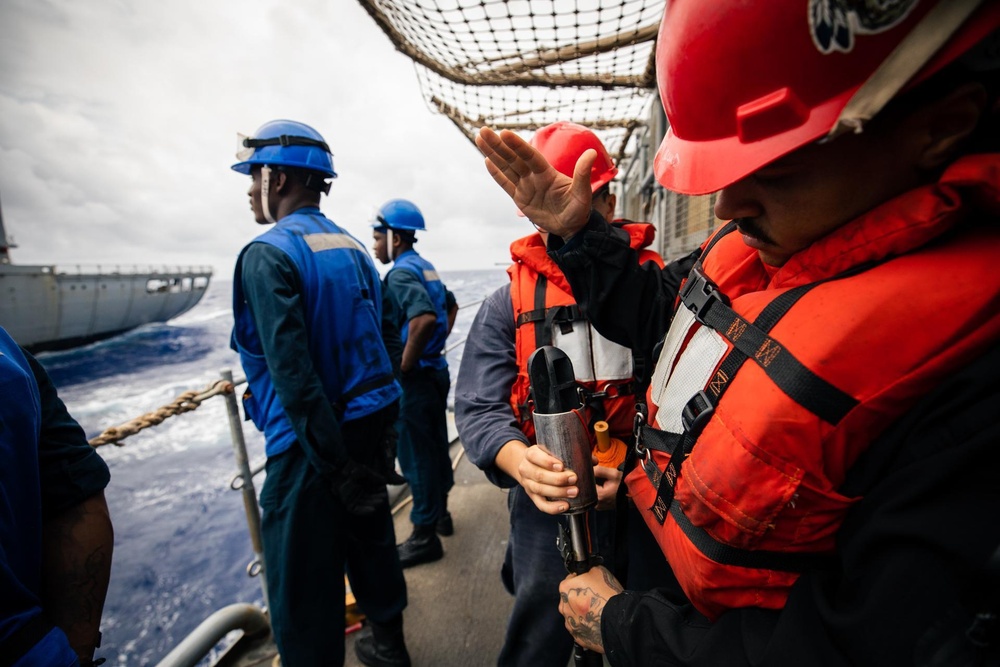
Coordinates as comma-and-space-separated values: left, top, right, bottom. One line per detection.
633, 224, 863, 571
516, 274, 637, 423
515, 274, 586, 342
680, 265, 858, 426
668, 501, 837, 572
640, 266, 833, 525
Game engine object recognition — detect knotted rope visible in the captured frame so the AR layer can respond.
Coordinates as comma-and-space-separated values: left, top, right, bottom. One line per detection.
88, 379, 234, 448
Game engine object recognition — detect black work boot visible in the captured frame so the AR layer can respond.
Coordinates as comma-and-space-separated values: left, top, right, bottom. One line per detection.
384, 467, 408, 486
397, 523, 443, 568
355, 614, 411, 667
435, 511, 454, 536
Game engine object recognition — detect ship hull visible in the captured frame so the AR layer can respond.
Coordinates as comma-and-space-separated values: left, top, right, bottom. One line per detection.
0, 264, 212, 352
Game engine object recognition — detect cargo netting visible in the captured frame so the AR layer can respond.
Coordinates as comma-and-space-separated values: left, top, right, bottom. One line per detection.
357, 0, 666, 159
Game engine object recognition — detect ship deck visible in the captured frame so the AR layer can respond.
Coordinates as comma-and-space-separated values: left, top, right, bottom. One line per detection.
218, 437, 520, 667
347, 440, 516, 666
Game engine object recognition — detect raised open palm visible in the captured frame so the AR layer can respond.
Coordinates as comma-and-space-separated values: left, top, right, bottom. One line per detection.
476, 127, 594, 239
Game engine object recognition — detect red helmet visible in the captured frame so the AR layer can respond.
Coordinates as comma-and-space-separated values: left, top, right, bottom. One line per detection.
653, 0, 1000, 195
531, 121, 618, 193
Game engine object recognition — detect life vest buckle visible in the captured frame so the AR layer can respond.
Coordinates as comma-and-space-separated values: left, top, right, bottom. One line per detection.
681, 390, 714, 438
681, 265, 727, 325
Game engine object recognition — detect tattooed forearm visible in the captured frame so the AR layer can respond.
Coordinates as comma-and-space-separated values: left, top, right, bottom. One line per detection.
41, 492, 114, 660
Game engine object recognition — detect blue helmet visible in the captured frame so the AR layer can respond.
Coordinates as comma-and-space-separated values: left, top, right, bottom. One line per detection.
373, 199, 425, 232
231, 119, 337, 178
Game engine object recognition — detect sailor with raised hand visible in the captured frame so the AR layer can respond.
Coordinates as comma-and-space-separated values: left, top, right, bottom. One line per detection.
230, 120, 410, 667
456, 121, 666, 667
477, 1, 1000, 663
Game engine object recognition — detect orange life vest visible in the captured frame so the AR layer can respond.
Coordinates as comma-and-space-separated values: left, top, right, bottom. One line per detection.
627, 154, 1000, 620
509, 223, 663, 443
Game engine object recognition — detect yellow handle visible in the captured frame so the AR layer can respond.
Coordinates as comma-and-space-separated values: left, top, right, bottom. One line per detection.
593, 420, 626, 468
594, 420, 611, 452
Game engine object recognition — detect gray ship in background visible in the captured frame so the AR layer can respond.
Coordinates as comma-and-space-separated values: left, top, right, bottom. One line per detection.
0, 201, 212, 353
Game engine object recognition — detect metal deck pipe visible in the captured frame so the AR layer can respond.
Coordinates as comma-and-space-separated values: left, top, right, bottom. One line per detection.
153, 603, 269, 667
221, 368, 268, 607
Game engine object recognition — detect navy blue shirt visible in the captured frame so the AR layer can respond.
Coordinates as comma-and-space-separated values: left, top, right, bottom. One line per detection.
382, 258, 458, 370
386, 269, 436, 322
239, 242, 345, 460
384, 267, 457, 333
454, 283, 528, 488
1, 330, 109, 661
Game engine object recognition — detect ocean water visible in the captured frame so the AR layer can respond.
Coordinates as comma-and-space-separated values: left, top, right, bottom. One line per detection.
35, 268, 508, 667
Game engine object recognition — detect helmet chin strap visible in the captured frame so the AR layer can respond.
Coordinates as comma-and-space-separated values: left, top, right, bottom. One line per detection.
826, 0, 985, 140
387, 228, 397, 262
261, 166, 278, 224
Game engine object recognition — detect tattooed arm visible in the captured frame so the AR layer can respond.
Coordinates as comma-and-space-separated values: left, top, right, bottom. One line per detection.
558, 565, 624, 653
41, 491, 114, 662
26, 350, 114, 663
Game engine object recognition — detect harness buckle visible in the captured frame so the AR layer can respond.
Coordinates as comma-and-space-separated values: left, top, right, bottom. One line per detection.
632, 411, 649, 461
681, 265, 727, 325
681, 390, 714, 438
587, 382, 620, 401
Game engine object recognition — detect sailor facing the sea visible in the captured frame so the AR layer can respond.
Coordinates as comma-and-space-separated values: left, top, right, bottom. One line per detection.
373, 200, 459, 569
230, 120, 411, 667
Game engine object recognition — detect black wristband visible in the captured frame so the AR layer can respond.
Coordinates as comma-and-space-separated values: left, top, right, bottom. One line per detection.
79, 631, 105, 667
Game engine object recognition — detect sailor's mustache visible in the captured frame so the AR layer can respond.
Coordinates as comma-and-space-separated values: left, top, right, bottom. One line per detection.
735, 218, 775, 245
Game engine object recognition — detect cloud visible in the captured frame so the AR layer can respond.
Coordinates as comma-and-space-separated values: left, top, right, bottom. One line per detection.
0, 0, 523, 277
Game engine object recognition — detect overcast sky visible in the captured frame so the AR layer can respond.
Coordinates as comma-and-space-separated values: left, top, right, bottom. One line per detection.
0, 0, 523, 278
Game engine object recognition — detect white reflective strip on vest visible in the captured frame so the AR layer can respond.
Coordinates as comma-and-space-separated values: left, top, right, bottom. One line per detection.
552, 320, 634, 384
423, 269, 440, 282
590, 327, 634, 382
304, 233, 366, 253
649, 307, 728, 433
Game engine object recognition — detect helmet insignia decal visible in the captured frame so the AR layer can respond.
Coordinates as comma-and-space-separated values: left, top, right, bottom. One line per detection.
808, 0, 920, 54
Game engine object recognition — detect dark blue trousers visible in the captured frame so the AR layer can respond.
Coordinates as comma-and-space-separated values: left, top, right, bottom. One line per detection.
396, 365, 454, 527
498, 485, 616, 667
260, 407, 407, 667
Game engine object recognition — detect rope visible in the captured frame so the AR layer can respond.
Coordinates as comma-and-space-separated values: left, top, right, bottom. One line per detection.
88, 379, 234, 448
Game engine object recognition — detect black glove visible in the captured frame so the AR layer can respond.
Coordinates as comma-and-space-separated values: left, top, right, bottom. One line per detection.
331, 459, 388, 517
380, 422, 408, 486
375, 401, 407, 486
